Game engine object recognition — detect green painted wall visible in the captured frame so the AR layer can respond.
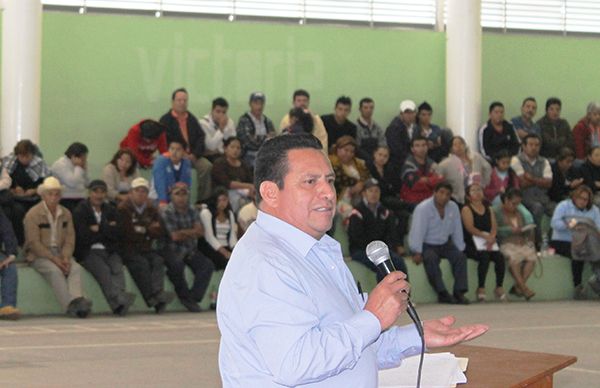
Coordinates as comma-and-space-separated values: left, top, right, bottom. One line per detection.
32, 11, 600, 178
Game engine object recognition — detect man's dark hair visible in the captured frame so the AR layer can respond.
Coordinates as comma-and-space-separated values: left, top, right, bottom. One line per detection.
522, 97, 536, 106
293, 89, 310, 100
434, 181, 453, 193
168, 138, 186, 148
359, 97, 374, 109
493, 148, 512, 162
65, 142, 88, 158
522, 133, 541, 146
289, 107, 314, 133
418, 101, 433, 113
500, 187, 522, 203
212, 97, 229, 109
171, 87, 188, 100
140, 120, 165, 139
489, 101, 504, 113
335, 96, 352, 107
556, 146, 575, 162
254, 134, 323, 203
545, 97, 562, 111
223, 136, 241, 148
14, 139, 36, 156
410, 135, 427, 148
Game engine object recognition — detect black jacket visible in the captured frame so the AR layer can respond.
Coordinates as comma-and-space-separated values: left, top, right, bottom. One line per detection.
72, 199, 120, 261
347, 201, 400, 255
160, 110, 206, 158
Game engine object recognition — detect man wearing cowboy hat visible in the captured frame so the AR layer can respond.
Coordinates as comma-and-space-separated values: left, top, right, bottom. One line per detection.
24, 176, 92, 318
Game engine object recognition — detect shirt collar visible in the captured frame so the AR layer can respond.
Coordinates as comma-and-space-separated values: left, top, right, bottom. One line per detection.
255, 210, 336, 258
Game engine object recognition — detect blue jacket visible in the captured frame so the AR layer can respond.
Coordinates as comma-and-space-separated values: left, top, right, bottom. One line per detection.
551, 199, 600, 242
151, 154, 192, 204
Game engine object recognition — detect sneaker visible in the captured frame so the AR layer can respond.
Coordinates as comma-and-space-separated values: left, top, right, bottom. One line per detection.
437, 291, 457, 304
453, 292, 471, 305
180, 298, 201, 313
0, 306, 21, 320
574, 284, 587, 300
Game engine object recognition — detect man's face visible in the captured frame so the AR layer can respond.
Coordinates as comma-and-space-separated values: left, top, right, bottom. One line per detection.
359, 102, 374, 120
400, 110, 416, 125
417, 109, 432, 127
489, 106, 505, 125
521, 100, 537, 120
212, 105, 228, 122
589, 110, 600, 126
293, 95, 309, 109
169, 142, 185, 164
172, 91, 188, 114
411, 140, 428, 158
334, 103, 351, 122
250, 100, 264, 116
363, 185, 381, 206
547, 104, 561, 121
224, 140, 242, 160
130, 187, 149, 206
171, 189, 189, 208
433, 187, 452, 208
523, 138, 541, 158
89, 188, 106, 207
17, 153, 33, 166
43, 189, 61, 208
271, 149, 336, 240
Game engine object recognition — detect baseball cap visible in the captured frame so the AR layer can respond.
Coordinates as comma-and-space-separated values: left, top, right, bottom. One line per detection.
249, 92, 266, 103
88, 179, 107, 191
131, 177, 150, 190
169, 181, 190, 195
363, 178, 380, 190
399, 100, 416, 112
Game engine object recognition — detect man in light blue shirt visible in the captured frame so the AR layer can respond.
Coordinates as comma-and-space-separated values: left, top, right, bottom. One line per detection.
217, 134, 487, 387
409, 182, 470, 305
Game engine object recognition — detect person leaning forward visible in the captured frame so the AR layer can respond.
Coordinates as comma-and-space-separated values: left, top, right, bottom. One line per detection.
217, 133, 488, 387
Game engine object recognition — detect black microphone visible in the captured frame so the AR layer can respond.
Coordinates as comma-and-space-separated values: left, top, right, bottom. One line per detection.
366, 240, 423, 337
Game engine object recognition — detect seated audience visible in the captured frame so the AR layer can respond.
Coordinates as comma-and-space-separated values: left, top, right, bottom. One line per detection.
102, 149, 139, 204
321, 96, 357, 150
511, 134, 554, 247
119, 119, 167, 169
484, 149, 520, 205
51, 142, 89, 212
577, 146, 600, 207
548, 147, 583, 203
0, 160, 20, 247
199, 97, 236, 162
435, 136, 491, 205
550, 185, 600, 300
355, 97, 385, 161
24, 177, 92, 318
461, 183, 505, 302
347, 178, 408, 282
400, 136, 444, 209
478, 101, 519, 159
572, 102, 600, 161
237, 200, 257, 235
211, 137, 255, 213
236, 92, 275, 167
0, 209, 20, 320
281, 107, 314, 135
278, 89, 328, 150
151, 140, 192, 207
494, 189, 537, 300
160, 87, 212, 203
329, 136, 371, 218
409, 182, 470, 305
415, 101, 447, 162
159, 182, 214, 312
3, 139, 49, 244
117, 177, 174, 314
511, 97, 540, 140
385, 99, 417, 169
73, 180, 136, 316
198, 188, 238, 271
537, 97, 574, 160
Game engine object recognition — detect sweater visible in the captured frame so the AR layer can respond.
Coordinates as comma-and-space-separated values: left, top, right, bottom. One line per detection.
51, 155, 88, 200
537, 115, 574, 159
117, 199, 163, 256
434, 153, 491, 204
101, 163, 139, 201
119, 120, 168, 168
550, 199, 600, 242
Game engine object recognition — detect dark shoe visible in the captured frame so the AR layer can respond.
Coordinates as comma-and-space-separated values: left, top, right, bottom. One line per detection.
210, 302, 217, 310
114, 293, 137, 316
180, 298, 201, 313
76, 298, 92, 318
574, 285, 587, 300
453, 292, 471, 305
437, 291, 457, 304
154, 302, 167, 314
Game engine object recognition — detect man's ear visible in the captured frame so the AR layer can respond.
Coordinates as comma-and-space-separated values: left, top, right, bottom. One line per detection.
259, 181, 279, 207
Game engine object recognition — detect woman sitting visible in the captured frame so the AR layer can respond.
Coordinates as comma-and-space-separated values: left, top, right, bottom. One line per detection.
102, 149, 139, 204
435, 136, 491, 206
211, 137, 255, 213
484, 149, 519, 206
461, 183, 506, 302
548, 147, 582, 204
550, 185, 600, 300
493, 188, 537, 300
577, 146, 600, 207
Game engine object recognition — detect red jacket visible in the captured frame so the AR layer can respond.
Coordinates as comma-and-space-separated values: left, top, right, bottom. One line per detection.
573, 117, 600, 160
119, 120, 168, 168
399, 155, 444, 204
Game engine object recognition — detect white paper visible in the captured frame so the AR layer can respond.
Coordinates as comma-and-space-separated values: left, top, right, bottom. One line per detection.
378, 352, 467, 388
472, 235, 499, 251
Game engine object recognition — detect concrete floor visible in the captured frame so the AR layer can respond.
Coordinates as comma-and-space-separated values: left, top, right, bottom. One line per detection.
1, 301, 598, 387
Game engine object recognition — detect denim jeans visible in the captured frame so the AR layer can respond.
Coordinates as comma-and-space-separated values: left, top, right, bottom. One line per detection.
0, 261, 18, 307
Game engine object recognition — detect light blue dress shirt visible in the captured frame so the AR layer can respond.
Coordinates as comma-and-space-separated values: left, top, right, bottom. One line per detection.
550, 199, 600, 242
408, 197, 465, 254
217, 211, 421, 387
